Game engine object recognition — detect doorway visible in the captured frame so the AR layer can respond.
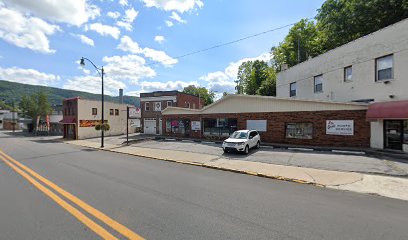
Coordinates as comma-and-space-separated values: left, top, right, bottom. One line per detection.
384, 120, 403, 150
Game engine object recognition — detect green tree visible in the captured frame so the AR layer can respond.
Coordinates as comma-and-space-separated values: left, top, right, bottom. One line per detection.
316, 0, 408, 51
271, 19, 322, 70
236, 60, 276, 96
19, 92, 52, 126
182, 85, 215, 106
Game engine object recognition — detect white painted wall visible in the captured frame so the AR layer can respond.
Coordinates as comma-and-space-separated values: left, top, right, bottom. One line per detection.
370, 120, 384, 149
277, 19, 408, 103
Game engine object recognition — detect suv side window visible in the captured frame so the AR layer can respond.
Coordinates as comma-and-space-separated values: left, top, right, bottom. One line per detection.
250, 131, 256, 138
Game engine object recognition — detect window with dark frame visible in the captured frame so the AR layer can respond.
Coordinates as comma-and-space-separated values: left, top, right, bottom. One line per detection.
290, 82, 297, 97
115, 109, 119, 116
109, 109, 114, 115
167, 101, 172, 107
145, 102, 150, 111
344, 66, 352, 82
285, 123, 313, 139
314, 75, 323, 93
92, 108, 97, 115
376, 54, 393, 81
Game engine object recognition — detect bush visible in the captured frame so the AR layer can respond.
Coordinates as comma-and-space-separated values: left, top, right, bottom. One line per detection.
95, 123, 110, 131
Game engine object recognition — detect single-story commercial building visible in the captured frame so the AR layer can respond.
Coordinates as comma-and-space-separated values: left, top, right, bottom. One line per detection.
162, 95, 370, 148
61, 97, 138, 139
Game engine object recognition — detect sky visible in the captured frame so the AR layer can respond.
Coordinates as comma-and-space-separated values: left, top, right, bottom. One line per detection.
0, 0, 325, 97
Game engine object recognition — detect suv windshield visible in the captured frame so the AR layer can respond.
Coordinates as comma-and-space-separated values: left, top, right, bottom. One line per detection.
230, 131, 248, 139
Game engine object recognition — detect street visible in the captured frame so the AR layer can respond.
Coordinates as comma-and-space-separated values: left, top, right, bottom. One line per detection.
1, 132, 408, 240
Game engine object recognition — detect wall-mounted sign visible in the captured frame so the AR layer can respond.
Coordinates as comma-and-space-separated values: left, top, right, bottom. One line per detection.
128, 107, 141, 118
154, 102, 161, 111
326, 120, 354, 136
247, 120, 267, 132
80, 120, 108, 127
191, 121, 201, 131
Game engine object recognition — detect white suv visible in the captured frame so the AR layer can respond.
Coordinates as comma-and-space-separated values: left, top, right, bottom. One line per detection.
222, 130, 261, 154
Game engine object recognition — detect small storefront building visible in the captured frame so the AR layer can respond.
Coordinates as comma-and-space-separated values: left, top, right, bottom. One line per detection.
367, 100, 408, 152
162, 95, 371, 148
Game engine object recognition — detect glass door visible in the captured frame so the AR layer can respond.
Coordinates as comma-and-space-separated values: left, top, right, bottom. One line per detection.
384, 120, 403, 150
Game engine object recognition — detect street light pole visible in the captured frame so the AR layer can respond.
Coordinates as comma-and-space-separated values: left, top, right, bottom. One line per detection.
80, 57, 105, 148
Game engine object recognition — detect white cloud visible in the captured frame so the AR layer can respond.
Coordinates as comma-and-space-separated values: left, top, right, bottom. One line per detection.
0, 66, 60, 86
154, 35, 165, 44
119, 0, 128, 6
107, 11, 120, 19
73, 34, 94, 46
0, 6, 60, 53
116, 8, 138, 31
3, 0, 100, 26
85, 23, 120, 39
165, 20, 173, 27
117, 35, 178, 66
138, 80, 197, 93
142, 0, 203, 13
200, 52, 270, 93
169, 11, 186, 24
63, 75, 126, 95
102, 54, 157, 84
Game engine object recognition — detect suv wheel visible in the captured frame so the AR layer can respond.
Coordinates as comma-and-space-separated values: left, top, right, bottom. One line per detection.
244, 145, 249, 155
256, 141, 260, 149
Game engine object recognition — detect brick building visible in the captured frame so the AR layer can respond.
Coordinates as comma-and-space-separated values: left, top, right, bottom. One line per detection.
162, 95, 370, 148
140, 91, 202, 134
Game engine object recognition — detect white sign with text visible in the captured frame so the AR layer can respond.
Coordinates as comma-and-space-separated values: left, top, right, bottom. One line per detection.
326, 120, 354, 136
191, 121, 201, 131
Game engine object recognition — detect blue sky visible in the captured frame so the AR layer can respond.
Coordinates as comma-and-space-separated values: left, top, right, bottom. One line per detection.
0, 0, 325, 97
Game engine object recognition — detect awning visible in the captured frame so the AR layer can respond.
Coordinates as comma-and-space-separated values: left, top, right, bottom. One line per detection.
366, 100, 408, 121
59, 117, 76, 124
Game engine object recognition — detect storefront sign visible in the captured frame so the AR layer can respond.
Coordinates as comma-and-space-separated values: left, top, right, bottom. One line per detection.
326, 120, 354, 136
191, 121, 201, 131
128, 107, 141, 118
79, 120, 107, 127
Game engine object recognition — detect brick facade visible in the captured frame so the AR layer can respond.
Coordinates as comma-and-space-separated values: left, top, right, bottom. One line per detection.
162, 110, 370, 148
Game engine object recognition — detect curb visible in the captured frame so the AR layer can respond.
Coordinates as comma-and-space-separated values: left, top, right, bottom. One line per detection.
67, 142, 325, 188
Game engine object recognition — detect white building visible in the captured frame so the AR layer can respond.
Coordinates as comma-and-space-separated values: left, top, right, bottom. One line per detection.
277, 19, 408, 152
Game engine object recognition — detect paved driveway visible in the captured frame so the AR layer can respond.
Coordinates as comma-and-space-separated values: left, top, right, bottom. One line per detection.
131, 139, 408, 176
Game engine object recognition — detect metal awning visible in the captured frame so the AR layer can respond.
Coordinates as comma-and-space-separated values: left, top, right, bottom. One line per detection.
366, 100, 408, 121
59, 117, 76, 124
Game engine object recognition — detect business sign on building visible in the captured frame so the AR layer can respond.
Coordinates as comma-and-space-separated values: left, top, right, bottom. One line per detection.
326, 120, 354, 136
79, 120, 108, 127
128, 107, 141, 118
191, 121, 201, 131
154, 102, 161, 111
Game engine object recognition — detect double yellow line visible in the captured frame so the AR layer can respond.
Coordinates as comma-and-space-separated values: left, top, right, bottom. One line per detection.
0, 149, 144, 240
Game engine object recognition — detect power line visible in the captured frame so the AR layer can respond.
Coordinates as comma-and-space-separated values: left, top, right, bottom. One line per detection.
145, 19, 312, 67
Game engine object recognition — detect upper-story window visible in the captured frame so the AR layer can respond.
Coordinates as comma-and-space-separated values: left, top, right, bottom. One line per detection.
314, 75, 323, 93
110, 109, 114, 115
92, 108, 97, 115
115, 109, 119, 116
167, 101, 172, 107
185, 102, 190, 108
290, 82, 297, 97
344, 66, 352, 82
193, 103, 196, 109
376, 54, 393, 81
145, 102, 150, 111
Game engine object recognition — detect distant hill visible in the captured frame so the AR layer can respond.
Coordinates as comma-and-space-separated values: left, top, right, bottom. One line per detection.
0, 80, 140, 107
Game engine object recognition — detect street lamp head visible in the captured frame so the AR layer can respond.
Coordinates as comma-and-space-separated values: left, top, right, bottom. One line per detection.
80, 57, 85, 67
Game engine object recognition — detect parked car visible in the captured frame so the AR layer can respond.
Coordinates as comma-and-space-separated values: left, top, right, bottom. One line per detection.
222, 130, 260, 154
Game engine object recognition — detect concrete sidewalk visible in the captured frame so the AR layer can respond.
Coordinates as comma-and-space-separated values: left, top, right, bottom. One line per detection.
67, 140, 408, 201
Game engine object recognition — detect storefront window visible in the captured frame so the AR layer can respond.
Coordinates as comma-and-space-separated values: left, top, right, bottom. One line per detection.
203, 118, 237, 138
286, 123, 313, 139
165, 119, 191, 134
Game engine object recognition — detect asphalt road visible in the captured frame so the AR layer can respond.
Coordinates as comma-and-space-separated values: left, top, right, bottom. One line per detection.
0, 132, 407, 240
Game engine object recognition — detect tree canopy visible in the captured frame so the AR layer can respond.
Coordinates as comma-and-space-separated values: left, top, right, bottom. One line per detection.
272, 0, 408, 70
19, 92, 52, 121
182, 85, 215, 106
236, 60, 276, 96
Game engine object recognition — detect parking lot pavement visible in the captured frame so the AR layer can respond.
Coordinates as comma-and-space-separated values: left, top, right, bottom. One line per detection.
131, 140, 408, 176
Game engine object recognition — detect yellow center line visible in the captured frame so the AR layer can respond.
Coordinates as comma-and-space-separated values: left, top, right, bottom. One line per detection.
0, 154, 118, 240
0, 150, 145, 240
